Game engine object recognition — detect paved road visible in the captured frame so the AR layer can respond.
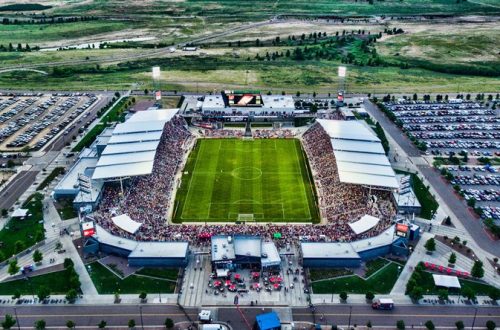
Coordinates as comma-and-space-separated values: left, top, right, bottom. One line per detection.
0, 170, 38, 211
1, 304, 498, 329
0, 304, 197, 329
363, 99, 500, 255
293, 304, 500, 328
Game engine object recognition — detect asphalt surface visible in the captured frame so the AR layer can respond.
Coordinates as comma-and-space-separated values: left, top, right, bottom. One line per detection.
0, 304, 197, 329
1, 304, 498, 329
363, 100, 500, 255
293, 304, 500, 328
0, 170, 38, 211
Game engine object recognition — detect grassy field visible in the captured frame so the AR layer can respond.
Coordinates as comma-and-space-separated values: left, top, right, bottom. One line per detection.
411, 269, 500, 297
135, 268, 179, 281
0, 268, 79, 295
311, 262, 402, 294
0, 193, 44, 262
173, 139, 319, 223
87, 262, 176, 294
0, 21, 130, 46
51, 0, 500, 18
1, 57, 498, 93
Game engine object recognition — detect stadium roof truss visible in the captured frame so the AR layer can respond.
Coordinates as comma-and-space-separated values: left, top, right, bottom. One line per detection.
316, 119, 398, 189
92, 109, 178, 180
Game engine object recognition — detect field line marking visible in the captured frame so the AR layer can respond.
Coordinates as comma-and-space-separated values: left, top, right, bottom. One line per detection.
293, 140, 312, 220
181, 140, 203, 218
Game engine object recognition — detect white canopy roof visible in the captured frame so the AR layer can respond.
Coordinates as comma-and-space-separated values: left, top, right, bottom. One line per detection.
108, 131, 163, 144
317, 119, 379, 142
113, 121, 165, 135
330, 139, 385, 154
111, 214, 142, 234
261, 241, 281, 267
11, 208, 28, 217
349, 214, 380, 235
92, 110, 179, 180
433, 274, 461, 289
127, 109, 178, 123
96, 151, 156, 167
315, 119, 398, 189
92, 161, 154, 180
101, 141, 160, 155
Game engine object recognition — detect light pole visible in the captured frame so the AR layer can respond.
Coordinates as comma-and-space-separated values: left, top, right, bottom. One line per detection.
471, 307, 478, 330
139, 305, 144, 330
347, 306, 352, 330
14, 307, 20, 330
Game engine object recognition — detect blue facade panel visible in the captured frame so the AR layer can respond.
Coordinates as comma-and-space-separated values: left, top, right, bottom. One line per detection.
303, 258, 361, 268
128, 257, 187, 268
99, 243, 133, 258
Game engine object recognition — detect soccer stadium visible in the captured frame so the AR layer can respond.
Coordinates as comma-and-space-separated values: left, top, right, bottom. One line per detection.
53, 94, 414, 271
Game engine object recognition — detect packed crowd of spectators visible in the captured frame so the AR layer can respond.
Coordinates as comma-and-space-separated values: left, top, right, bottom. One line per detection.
93, 120, 396, 244
301, 122, 396, 240
253, 129, 295, 138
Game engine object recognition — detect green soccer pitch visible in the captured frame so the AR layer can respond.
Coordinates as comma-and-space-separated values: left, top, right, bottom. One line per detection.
172, 138, 320, 223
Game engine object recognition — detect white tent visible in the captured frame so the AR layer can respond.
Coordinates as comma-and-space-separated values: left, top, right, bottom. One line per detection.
349, 215, 380, 235
11, 208, 28, 218
111, 214, 142, 234
433, 274, 461, 289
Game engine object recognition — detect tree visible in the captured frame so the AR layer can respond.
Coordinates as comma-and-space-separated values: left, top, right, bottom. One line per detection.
462, 286, 476, 301
63, 258, 74, 269
488, 288, 500, 301
339, 291, 348, 301
425, 320, 435, 330
66, 320, 75, 329
34, 319, 46, 330
128, 319, 136, 329
396, 320, 405, 330
8, 259, 19, 275
33, 249, 43, 263
455, 321, 464, 330
1, 314, 16, 329
98, 320, 107, 329
365, 291, 374, 301
37, 286, 50, 302
139, 292, 147, 301
12, 290, 21, 300
65, 289, 78, 303
409, 286, 424, 301
164, 318, 174, 329
424, 238, 436, 253
486, 320, 496, 330
471, 260, 484, 278
438, 289, 448, 301
14, 240, 24, 253
448, 252, 456, 265
144, 89, 149, 95
366, 320, 372, 329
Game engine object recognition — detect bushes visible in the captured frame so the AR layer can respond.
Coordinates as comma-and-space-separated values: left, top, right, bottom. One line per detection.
36, 167, 65, 191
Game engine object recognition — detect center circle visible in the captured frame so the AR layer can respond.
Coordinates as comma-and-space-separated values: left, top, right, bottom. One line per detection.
232, 167, 262, 180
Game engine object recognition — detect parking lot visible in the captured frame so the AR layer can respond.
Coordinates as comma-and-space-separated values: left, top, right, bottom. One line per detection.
0, 92, 99, 151
382, 100, 500, 155
445, 165, 500, 221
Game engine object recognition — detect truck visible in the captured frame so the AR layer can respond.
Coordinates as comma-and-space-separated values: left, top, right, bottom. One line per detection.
200, 325, 224, 330
198, 310, 212, 323
371, 298, 394, 310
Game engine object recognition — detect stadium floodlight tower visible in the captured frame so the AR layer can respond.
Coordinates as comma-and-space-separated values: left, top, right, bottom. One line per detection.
337, 66, 347, 106
152, 66, 161, 101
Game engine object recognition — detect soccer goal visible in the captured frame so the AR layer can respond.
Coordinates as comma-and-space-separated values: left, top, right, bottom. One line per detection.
237, 214, 255, 222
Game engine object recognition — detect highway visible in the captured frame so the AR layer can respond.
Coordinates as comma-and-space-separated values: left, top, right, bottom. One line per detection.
0, 304, 499, 329
293, 304, 500, 328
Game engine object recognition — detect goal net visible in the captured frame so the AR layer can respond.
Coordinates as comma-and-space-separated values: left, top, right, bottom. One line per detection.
237, 214, 255, 222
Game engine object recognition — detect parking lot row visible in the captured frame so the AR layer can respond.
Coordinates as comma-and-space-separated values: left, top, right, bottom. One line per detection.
0, 93, 98, 150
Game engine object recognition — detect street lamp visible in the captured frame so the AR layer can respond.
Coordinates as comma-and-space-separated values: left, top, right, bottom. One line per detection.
139, 305, 144, 330
14, 307, 20, 330
471, 307, 478, 330
347, 306, 352, 330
